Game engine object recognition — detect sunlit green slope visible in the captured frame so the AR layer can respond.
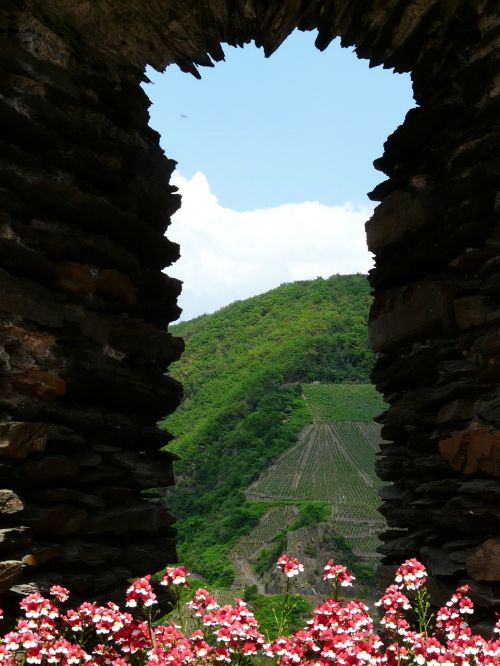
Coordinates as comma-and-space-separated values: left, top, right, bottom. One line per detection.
161, 274, 376, 585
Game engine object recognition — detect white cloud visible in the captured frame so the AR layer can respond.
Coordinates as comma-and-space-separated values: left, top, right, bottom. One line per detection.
165, 171, 374, 321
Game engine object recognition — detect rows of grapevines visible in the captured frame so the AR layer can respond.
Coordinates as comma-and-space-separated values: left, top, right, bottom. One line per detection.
302, 384, 386, 422
334, 512, 385, 560
232, 505, 298, 559
246, 421, 386, 559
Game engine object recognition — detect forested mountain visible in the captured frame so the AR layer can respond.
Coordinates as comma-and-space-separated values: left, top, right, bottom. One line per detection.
160, 274, 376, 585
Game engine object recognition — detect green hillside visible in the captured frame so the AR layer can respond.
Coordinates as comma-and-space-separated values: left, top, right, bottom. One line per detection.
161, 274, 375, 585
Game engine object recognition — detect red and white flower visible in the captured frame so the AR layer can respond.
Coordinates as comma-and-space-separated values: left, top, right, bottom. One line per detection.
160, 566, 191, 587
322, 559, 355, 587
125, 575, 157, 608
394, 558, 427, 591
276, 554, 304, 578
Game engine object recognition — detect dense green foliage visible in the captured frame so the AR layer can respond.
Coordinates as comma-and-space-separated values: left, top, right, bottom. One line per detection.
161, 275, 374, 585
302, 383, 386, 422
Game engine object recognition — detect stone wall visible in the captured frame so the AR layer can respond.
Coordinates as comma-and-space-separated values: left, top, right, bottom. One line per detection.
0, 4, 184, 608
367, 32, 500, 615
0, 0, 499, 620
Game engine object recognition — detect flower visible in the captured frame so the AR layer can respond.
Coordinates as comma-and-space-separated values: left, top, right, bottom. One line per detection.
160, 566, 191, 587
125, 575, 157, 608
394, 558, 427, 590
375, 585, 411, 612
322, 559, 355, 587
186, 588, 219, 617
49, 586, 70, 603
19, 593, 59, 621
276, 554, 304, 578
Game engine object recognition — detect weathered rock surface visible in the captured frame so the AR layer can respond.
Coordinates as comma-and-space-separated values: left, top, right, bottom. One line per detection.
0, 561, 22, 594
467, 539, 500, 582
0, 491, 24, 516
0, 1, 184, 609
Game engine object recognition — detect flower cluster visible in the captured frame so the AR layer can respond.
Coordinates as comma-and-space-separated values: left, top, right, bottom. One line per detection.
186, 589, 219, 617
394, 558, 427, 591
276, 554, 304, 578
0, 556, 498, 665
160, 566, 190, 587
375, 584, 411, 635
266, 596, 382, 664
125, 575, 157, 608
436, 583, 475, 641
202, 597, 265, 658
322, 559, 355, 587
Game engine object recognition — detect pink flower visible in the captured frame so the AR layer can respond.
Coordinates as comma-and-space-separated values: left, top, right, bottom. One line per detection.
49, 586, 70, 603
125, 575, 157, 608
19, 593, 59, 621
189, 630, 212, 659
276, 554, 304, 578
375, 585, 411, 612
160, 566, 190, 587
458, 596, 474, 615
214, 646, 231, 662
322, 560, 355, 587
242, 641, 258, 655
394, 558, 427, 590
0, 644, 17, 666
436, 584, 477, 642
186, 588, 219, 617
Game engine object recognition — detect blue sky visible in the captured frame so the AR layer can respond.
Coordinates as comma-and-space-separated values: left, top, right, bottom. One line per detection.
144, 30, 414, 320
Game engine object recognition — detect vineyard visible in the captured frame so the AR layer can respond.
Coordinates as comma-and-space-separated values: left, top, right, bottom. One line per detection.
226, 384, 388, 590
228, 505, 300, 592
231, 505, 299, 561
302, 383, 385, 422
245, 420, 385, 560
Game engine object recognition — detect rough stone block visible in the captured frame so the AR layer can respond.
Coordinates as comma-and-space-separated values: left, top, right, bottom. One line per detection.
481, 272, 500, 300
55, 261, 95, 295
95, 269, 137, 304
0, 489, 24, 514
437, 399, 474, 423
0, 422, 49, 458
22, 505, 88, 536
0, 268, 63, 328
477, 394, 500, 424
366, 190, 433, 252
439, 429, 500, 476
0, 560, 22, 593
369, 281, 455, 352
467, 539, 500, 582
453, 295, 499, 329
12, 369, 66, 397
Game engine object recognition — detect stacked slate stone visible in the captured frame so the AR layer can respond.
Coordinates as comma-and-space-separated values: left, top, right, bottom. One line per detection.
364, 18, 500, 617
0, 9, 183, 610
0, 0, 499, 625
